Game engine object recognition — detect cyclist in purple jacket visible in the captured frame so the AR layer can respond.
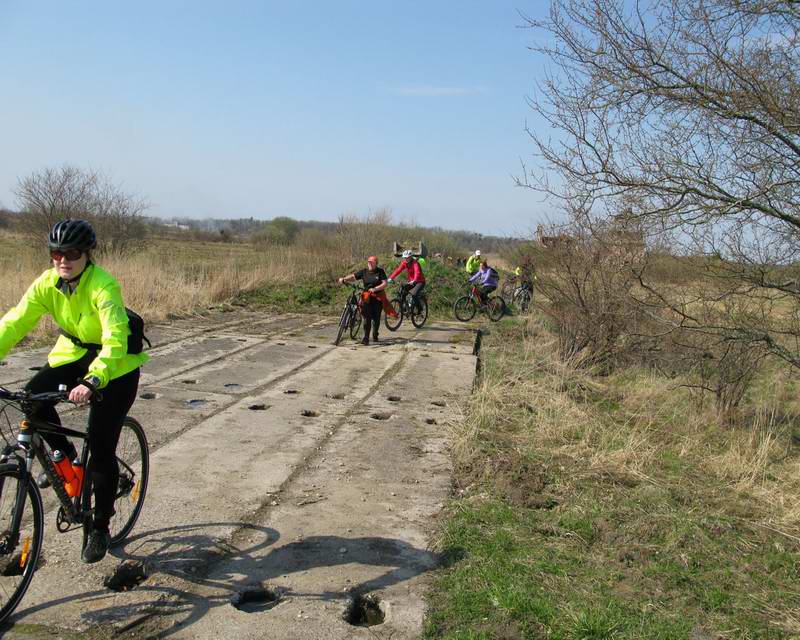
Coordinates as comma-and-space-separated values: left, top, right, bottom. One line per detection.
468, 260, 499, 306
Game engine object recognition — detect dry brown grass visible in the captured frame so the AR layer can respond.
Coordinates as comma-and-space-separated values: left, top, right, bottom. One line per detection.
455, 314, 800, 534
0, 231, 355, 341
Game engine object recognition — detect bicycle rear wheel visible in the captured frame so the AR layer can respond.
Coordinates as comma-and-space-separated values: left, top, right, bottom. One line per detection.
487, 296, 506, 322
0, 464, 44, 625
453, 296, 476, 322
384, 298, 403, 331
82, 417, 149, 547
410, 296, 428, 328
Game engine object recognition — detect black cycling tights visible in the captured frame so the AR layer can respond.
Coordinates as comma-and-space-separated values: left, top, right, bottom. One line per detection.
25, 354, 140, 531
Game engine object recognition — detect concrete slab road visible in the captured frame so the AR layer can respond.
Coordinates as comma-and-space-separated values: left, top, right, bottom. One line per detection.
0, 311, 478, 639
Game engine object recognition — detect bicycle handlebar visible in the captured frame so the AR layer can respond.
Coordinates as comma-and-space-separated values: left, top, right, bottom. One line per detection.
0, 387, 72, 404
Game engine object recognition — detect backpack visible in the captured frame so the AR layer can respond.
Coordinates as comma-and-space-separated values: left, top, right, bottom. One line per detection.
488, 267, 499, 280
60, 307, 151, 355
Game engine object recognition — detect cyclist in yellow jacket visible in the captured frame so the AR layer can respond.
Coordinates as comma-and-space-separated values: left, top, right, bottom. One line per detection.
0, 219, 149, 563
465, 250, 482, 275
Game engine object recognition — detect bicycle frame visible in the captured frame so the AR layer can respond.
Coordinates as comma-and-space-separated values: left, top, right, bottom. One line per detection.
0, 394, 94, 547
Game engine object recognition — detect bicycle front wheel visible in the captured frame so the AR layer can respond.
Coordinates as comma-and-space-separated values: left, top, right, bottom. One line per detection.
410, 297, 428, 328
0, 464, 44, 626
349, 307, 363, 340
82, 417, 149, 547
334, 301, 352, 346
514, 288, 532, 313
487, 296, 506, 322
453, 296, 477, 322
384, 299, 403, 331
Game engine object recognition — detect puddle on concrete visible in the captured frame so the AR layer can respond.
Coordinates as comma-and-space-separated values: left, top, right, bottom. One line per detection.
387, 396, 401, 402
231, 585, 282, 613
104, 560, 147, 592
300, 409, 319, 417
370, 412, 392, 421
248, 404, 270, 411
186, 399, 208, 408
224, 383, 243, 390
343, 593, 385, 627
284, 389, 300, 395
139, 392, 158, 400
181, 379, 198, 385
431, 400, 445, 407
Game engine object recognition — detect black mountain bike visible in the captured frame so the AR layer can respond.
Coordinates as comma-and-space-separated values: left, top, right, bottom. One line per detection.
334, 284, 363, 346
384, 285, 428, 331
0, 386, 148, 624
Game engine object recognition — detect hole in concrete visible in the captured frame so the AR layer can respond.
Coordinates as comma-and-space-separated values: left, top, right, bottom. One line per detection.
231, 585, 281, 613
28, 366, 42, 371
104, 560, 147, 592
426, 418, 438, 425
276, 342, 286, 346
182, 379, 198, 385
452, 357, 460, 361
387, 396, 401, 402
139, 392, 157, 400
326, 392, 345, 400
284, 389, 300, 395
420, 353, 430, 358
307, 345, 317, 349
343, 593, 385, 627
370, 412, 392, 421
450, 345, 457, 349
248, 404, 270, 411
186, 399, 207, 408
431, 400, 445, 407
300, 409, 319, 417
237, 338, 247, 342
224, 383, 242, 390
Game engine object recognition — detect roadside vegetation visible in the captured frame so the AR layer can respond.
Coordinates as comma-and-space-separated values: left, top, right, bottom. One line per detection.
425, 313, 800, 639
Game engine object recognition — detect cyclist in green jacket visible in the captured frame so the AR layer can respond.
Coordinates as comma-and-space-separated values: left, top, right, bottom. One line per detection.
466, 250, 482, 275
0, 219, 149, 563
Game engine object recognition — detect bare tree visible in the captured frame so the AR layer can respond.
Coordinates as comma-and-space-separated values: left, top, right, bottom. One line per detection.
14, 165, 148, 254
522, 0, 800, 369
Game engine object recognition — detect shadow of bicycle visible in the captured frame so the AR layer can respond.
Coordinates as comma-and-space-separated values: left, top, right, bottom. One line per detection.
8, 521, 450, 638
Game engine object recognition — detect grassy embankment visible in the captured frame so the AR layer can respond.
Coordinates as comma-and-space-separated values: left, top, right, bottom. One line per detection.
0, 230, 484, 346
425, 314, 800, 639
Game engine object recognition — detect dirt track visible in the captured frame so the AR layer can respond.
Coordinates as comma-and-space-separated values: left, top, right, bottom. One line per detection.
0, 310, 478, 639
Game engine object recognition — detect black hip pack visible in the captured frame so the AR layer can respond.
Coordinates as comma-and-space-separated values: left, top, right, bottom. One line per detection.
59, 308, 151, 355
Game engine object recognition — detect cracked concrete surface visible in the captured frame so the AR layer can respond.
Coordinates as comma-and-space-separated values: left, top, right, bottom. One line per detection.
0, 310, 477, 639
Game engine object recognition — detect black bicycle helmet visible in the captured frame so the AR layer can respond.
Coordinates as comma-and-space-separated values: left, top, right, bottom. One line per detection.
48, 219, 97, 252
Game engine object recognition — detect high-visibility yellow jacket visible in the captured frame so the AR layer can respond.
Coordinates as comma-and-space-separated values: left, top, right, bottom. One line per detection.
466, 255, 481, 274
0, 263, 149, 388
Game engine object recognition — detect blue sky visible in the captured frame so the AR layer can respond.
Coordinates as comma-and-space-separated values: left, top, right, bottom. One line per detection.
0, 1, 553, 236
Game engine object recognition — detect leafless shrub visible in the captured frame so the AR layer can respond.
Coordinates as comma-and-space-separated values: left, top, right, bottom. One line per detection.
14, 165, 147, 254
536, 217, 651, 370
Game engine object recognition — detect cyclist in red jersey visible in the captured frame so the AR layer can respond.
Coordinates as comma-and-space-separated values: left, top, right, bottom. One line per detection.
387, 250, 426, 312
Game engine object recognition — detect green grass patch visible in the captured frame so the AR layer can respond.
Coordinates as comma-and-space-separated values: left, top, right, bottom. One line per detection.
426, 317, 800, 639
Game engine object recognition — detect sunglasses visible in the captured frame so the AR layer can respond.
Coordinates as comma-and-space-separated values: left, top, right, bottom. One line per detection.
50, 249, 83, 262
